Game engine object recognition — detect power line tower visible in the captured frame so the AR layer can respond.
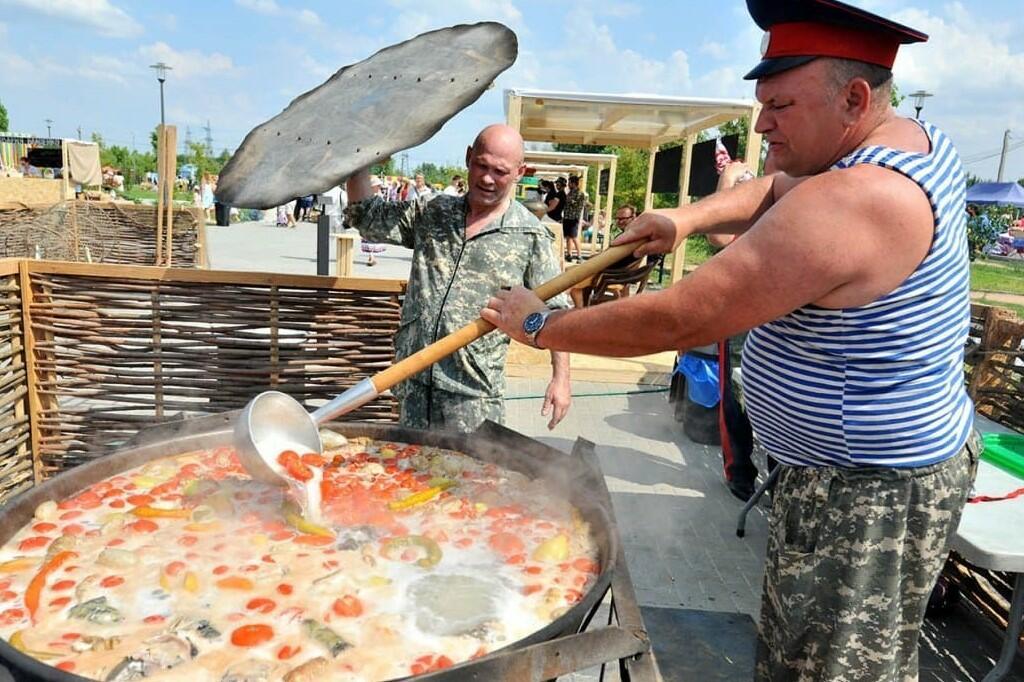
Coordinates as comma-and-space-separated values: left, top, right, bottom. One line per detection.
996, 129, 1012, 182
203, 120, 213, 154
185, 125, 193, 148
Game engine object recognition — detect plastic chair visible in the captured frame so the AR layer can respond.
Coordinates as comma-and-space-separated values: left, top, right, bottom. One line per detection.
584, 257, 660, 306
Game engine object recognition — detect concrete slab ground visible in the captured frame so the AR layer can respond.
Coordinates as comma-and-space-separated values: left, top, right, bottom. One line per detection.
205, 217, 412, 280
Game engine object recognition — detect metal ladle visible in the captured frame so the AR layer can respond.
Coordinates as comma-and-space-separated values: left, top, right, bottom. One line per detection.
234, 242, 638, 485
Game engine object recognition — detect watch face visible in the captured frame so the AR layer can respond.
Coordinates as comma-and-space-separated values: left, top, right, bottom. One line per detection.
523, 311, 544, 334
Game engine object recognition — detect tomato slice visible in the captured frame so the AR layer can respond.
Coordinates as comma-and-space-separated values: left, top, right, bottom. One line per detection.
246, 598, 276, 614
331, 595, 364, 618
230, 623, 274, 647
276, 451, 313, 482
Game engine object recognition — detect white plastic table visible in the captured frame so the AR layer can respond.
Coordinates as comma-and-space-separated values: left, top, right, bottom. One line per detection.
952, 416, 1024, 681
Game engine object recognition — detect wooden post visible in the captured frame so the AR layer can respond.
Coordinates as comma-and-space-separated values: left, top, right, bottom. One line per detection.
643, 146, 658, 212
151, 290, 163, 419
603, 157, 617, 249
9, 273, 29, 482
70, 200, 79, 261
60, 142, 70, 200
190, 206, 209, 268
506, 94, 522, 133
270, 285, 279, 388
155, 125, 166, 266
163, 126, 177, 268
335, 234, 355, 277
744, 104, 763, 172
591, 162, 603, 248
18, 262, 43, 483
671, 133, 697, 285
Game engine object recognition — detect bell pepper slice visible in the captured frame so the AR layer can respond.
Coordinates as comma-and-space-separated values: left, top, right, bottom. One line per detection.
388, 480, 455, 512
25, 550, 76, 623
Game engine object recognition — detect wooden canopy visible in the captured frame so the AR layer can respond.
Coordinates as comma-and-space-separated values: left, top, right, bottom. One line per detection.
507, 89, 763, 282
523, 150, 620, 251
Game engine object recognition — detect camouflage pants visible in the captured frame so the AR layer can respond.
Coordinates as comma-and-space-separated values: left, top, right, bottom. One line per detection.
755, 438, 979, 682
398, 381, 504, 433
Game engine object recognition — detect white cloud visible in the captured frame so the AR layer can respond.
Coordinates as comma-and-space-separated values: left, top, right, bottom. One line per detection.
0, 0, 141, 38
297, 9, 322, 28
234, 0, 324, 32
891, 3, 1024, 93
386, 0, 523, 38
597, 2, 642, 18
234, 0, 280, 14
513, 10, 693, 96
138, 42, 236, 80
699, 40, 729, 60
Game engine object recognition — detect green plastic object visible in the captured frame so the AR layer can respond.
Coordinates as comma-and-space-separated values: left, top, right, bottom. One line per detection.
981, 433, 1024, 480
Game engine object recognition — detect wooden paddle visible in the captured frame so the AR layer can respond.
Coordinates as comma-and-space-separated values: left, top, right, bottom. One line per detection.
371, 242, 637, 392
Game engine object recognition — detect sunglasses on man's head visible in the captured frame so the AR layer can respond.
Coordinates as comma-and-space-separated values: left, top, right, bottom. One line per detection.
615, 215, 634, 222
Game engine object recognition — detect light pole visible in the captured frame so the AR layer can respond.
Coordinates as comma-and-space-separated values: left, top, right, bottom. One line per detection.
44, 119, 53, 137
909, 90, 933, 120
149, 62, 172, 128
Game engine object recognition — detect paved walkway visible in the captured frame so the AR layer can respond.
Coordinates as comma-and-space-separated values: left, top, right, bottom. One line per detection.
205, 217, 413, 280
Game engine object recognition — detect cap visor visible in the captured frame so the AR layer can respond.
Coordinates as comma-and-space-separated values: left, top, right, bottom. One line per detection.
743, 55, 816, 80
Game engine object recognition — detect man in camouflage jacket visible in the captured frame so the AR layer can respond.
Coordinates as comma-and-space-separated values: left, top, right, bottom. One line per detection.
344, 124, 572, 432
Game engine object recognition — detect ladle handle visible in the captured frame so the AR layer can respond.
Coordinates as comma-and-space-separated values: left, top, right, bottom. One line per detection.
370, 242, 638, 393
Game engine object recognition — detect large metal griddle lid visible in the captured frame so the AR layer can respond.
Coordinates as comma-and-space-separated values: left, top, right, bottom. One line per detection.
215, 22, 518, 209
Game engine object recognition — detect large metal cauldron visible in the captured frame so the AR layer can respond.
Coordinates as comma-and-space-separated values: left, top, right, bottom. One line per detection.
0, 415, 623, 681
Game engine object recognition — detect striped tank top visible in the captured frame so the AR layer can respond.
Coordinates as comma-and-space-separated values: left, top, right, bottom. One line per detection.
741, 121, 973, 468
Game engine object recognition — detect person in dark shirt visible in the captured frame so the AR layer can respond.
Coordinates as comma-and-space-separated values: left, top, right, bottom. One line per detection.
545, 177, 566, 222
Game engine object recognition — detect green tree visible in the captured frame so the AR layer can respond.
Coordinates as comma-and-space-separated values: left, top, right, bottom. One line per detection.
412, 162, 465, 187
890, 82, 904, 109
965, 172, 986, 189
0, 99, 8, 132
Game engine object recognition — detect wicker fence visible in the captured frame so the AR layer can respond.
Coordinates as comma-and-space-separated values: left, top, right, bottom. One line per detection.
0, 262, 31, 503
0, 259, 403, 500
949, 303, 1024, 643
0, 201, 207, 268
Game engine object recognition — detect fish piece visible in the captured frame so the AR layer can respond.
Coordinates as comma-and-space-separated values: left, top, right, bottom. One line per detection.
97, 547, 138, 569
105, 634, 194, 681
69, 596, 123, 624
221, 658, 276, 682
319, 429, 348, 450
301, 619, 351, 657
215, 22, 518, 208
283, 657, 329, 682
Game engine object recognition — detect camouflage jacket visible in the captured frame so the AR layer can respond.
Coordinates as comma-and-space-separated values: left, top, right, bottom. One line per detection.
562, 189, 588, 221
345, 194, 569, 399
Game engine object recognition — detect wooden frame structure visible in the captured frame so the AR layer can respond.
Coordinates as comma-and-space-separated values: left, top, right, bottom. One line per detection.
0, 259, 406, 502
523, 150, 620, 251
0, 201, 208, 268
507, 89, 762, 283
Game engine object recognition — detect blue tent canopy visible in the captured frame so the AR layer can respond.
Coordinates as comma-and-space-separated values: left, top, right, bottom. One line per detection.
966, 182, 1024, 208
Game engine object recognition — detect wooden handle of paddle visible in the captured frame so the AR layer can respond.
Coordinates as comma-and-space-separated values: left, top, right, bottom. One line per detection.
371, 242, 639, 392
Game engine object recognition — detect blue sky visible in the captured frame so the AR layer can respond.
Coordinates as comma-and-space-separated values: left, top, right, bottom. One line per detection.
1, 0, 1022, 180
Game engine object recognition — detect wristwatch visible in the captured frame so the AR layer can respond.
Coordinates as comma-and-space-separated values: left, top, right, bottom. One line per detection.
523, 309, 554, 348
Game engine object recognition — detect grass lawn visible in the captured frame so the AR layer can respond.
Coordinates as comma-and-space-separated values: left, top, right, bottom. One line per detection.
973, 295, 1024, 318
970, 259, 1024, 296
119, 187, 194, 204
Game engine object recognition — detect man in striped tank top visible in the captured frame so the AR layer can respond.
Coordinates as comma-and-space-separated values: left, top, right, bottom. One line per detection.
484, 1, 980, 679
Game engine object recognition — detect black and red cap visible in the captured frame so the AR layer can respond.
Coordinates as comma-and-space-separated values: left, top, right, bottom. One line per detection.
744, 0, 928, 80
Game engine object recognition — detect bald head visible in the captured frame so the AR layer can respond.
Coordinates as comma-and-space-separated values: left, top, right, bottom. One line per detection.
464, 124, 527, 212
471, 124, 525, 166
